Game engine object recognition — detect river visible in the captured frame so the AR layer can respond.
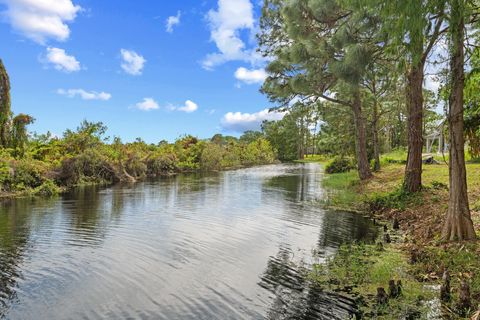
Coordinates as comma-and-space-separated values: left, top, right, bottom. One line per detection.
0, 163, 377, 319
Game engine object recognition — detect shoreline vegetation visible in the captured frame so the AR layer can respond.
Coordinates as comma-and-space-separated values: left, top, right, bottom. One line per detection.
0, 121, 277, 199
256, 2, 480, 316
306, 153, 480, 319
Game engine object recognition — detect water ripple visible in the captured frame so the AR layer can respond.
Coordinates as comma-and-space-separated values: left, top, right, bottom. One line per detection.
0, 163, 376, 319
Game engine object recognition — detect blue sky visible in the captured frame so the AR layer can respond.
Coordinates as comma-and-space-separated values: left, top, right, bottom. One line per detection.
0, 0, 284, 142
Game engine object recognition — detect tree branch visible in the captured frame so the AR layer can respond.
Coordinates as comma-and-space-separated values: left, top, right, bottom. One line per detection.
422, 15, 445, 64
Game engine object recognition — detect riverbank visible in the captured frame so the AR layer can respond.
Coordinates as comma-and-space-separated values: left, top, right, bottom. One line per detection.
0, 160, 279, 200
0, 127, 277, 200
312, 153, 480, 319
0, 161, 280, 200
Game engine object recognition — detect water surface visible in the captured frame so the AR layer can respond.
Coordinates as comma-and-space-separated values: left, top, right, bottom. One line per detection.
0, 163, 376, 319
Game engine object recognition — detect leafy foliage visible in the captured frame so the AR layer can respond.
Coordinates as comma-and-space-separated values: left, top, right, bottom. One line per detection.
0, 121, 277, 197
325, 157, 355, 174
465, 48, 480, 159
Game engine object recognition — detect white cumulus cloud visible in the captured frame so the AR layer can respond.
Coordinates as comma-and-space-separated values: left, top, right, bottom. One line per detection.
44, 47, 80, 72
168, 100, 199, 113
134, 98, 159, 111
166, 11, 181, 33
235, 67, 267, 84
120, 49, 146, 75
221, 108, 286, 132
57, 88, 111, 101
202, 0, 262, 69
1, 0, 82, 44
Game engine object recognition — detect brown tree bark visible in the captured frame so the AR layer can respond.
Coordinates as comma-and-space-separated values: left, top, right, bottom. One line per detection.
404, 61, 424, 192
368, 73, 381, 171
372, 100, 381, 172
297, 116, 305, 160
352, 89, 373, 180
403, 12, 444, 192
0, 59, 11, 147
442, 0, 476, 241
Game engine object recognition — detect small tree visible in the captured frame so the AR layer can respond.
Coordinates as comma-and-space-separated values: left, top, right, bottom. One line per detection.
0, 59, 11, 147
11, 113, 34, 157
62, 120, 108, 154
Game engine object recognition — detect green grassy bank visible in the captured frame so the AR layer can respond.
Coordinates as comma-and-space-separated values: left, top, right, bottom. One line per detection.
307, 151, 480, 319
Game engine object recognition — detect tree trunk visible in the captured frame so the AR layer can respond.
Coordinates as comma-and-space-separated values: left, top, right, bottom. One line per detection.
404, 60, 424, 192
0, 59, 11, 147
372, 100, 381, 171
297, 117, 305, 160
352, 89, 373, 180
312, 114, 318, 156
442, 0, 476, 241
312, 132, 316, 156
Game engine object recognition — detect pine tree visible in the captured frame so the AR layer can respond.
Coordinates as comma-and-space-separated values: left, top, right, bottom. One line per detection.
363, 62, 399, 171
259, 0, 379, 180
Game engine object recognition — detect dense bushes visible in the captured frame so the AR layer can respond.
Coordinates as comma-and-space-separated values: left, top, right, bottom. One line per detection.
33, 179, 61, 197
146, 152, 178, 176
199, 138, 276, 170
0, 158, 49, 192
367, 186, 421, 211
56, 149, 117, 186
200, 143, 225, 171
0, 121, 277, 197
325, 157, 355, 174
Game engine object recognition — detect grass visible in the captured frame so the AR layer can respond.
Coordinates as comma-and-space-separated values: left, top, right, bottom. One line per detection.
320, 170, 363, 210
317, 150, 480, 318
321, 155, 480, 215
310, 242, 434, 319
380, 149, 408, 166
294, 154, 330, 163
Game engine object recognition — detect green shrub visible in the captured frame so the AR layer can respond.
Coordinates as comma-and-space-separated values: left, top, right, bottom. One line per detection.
57, 149, 116, 186
125, 154, 147, 179
0, 162, 13, 191
146, 152, 178, 176
175, 136, 204, 171
325, 157, 355, 174
250, 138, 276, 164
33, 179, 60, 197
431, 180, 448, 190
383, 157, 407, 164
13, 160, 48, 189
200, 143, 225, 171
221, 145, 242, 168
379, 149, 408, 166
368, 186, 421, 211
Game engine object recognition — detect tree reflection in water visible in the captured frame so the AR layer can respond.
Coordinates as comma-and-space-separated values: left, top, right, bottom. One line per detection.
0, 198, 56, 316
259, 164, 376, 319
259, 247, 361, 319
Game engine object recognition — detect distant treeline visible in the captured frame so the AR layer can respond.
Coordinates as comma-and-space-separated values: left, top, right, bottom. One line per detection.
0, 120, 276, 197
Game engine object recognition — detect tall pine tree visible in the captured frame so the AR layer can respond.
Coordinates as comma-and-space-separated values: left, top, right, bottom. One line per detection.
259, 0, 380, 179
